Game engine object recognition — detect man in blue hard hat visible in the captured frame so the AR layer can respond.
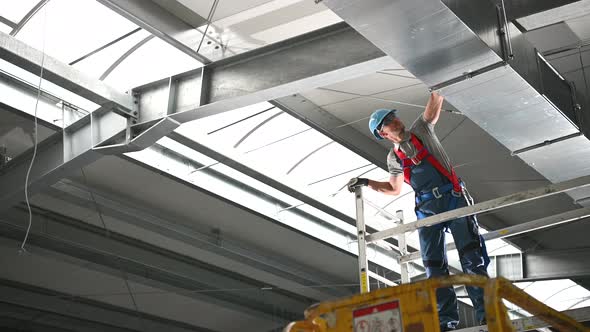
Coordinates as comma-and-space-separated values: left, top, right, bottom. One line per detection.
348, 92, 489, 331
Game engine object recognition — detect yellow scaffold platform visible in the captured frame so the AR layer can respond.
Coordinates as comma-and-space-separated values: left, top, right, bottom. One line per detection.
284, 275, 589, 332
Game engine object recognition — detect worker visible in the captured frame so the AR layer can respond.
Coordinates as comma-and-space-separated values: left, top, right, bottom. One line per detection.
347, 92, 489, 331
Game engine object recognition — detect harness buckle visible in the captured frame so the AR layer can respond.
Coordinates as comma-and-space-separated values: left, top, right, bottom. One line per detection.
452, 190, 462, 198
410, 157, 421, 165
432, 187, 442, 199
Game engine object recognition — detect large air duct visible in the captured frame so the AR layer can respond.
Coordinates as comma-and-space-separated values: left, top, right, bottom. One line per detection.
322, 0, 589, 205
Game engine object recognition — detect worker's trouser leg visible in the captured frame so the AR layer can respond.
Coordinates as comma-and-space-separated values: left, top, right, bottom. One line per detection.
418, 222, 459, 329
417, 197, 489, 328
447, 213, 489, 323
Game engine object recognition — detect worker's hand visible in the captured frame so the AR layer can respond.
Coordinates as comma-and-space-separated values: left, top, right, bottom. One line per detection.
347, 178, 369, 192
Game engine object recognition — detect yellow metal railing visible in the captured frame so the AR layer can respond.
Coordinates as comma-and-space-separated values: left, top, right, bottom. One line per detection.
284, 275, 589, 332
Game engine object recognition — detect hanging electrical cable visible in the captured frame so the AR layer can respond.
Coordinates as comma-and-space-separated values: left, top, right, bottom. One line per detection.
80, 167, 110, 236
20, 5, 47, 253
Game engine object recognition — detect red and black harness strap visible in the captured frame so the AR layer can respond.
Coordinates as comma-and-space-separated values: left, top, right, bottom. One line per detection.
393, 133, 461, 193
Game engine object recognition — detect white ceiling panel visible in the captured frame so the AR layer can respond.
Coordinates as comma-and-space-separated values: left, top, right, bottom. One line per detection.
517, 0, 590, 31
322, 72, 419, 96
222, 0, 328, 35
524, 22, 580, 52
177, 0, 272, 22
566, 14, 590, 40
321, 94, 394, 124
300, 88, 357, 107
377, 68, 415, 78
372, 83, 430, 108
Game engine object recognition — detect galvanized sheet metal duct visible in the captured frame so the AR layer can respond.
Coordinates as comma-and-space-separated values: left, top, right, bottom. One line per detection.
322, 0, 589, 205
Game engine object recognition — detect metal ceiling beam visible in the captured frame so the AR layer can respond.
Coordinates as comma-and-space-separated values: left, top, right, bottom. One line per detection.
47, 178, 350, 300
96, 0, 211, 64
0, 205, 307, 322
272, 94, 389, 171
134, 22, 392, 124
0, 278, 212, 332
524, 247, 590, 280
0, 106, 130, 211
0, 45, 177, 212
0, 22, 392, 213
0, 31, 133, 111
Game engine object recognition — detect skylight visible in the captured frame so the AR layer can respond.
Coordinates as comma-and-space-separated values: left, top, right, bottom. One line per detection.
3, 0, 345, 92
174, 101, 523, 257
3, 0, 587, 318
5, 0, 202, 92
16, 0, 138, 63
125, 138, 404, 280
0, 0, 40, 23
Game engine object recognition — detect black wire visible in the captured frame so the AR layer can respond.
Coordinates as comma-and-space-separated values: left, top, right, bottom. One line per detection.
122, 271, 145, 331
80, 168, 110, 236
48, 282, 380, 299
440, 117, 467, 143
80, 168, 145, 327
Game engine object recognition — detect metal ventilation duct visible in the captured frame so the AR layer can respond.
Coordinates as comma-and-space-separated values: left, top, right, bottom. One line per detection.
322, 0, 590, 205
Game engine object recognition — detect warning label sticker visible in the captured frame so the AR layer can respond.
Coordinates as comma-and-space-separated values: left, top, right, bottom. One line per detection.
353, 301, 402, 332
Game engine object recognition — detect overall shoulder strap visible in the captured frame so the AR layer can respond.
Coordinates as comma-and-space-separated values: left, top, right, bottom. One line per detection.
410, 133, 461, 192
392, 148, 412, 184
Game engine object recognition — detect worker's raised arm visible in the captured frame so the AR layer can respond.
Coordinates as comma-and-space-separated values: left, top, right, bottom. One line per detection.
347, 175, 404, 196
423, 91, 444, 125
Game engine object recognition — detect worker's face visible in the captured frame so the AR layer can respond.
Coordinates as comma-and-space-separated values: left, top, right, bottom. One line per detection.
379, 117, 406, 143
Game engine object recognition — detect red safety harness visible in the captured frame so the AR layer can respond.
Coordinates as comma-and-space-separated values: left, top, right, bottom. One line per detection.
393, 133, 461, 193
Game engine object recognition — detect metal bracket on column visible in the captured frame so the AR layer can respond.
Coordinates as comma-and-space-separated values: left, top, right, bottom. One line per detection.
111, 102, 138, 120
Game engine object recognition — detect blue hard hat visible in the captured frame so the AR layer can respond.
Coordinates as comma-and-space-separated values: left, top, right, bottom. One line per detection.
369, 109, 397, 140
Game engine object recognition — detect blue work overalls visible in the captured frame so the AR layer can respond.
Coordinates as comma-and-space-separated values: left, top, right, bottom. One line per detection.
395, 135, 489, 328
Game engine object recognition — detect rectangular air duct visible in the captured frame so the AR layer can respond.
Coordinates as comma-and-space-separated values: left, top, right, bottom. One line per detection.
322, 0, 589, 204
